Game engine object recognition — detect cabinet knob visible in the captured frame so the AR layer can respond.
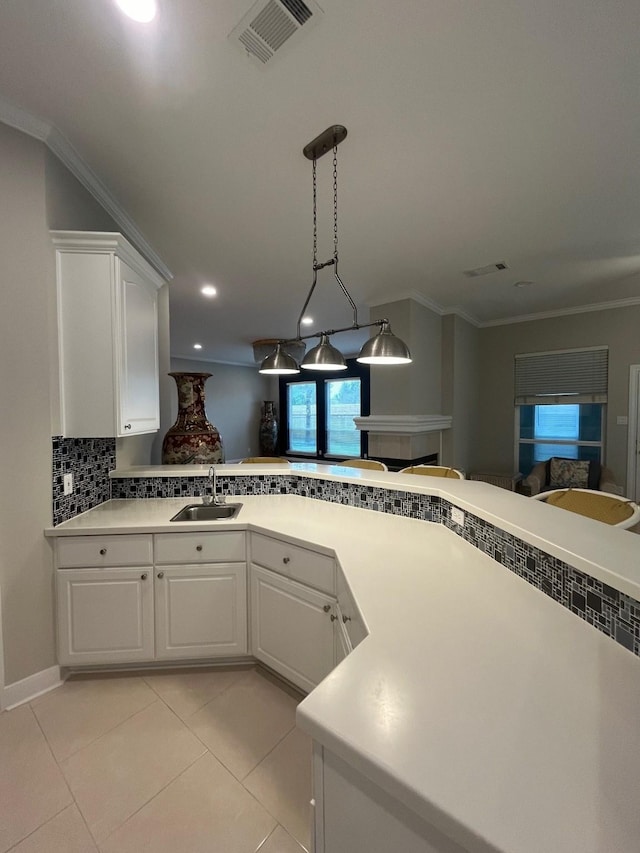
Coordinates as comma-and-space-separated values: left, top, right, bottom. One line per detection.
283, 556, 290, 564
99, 548, 107, 556
141, 573, 148, 580
157, 571, 164, 579
323, 604, 331, 613
196, 545, 203, 552
124, 423, 132, 430
342, 615, 351, 623
330, 614, 338, 622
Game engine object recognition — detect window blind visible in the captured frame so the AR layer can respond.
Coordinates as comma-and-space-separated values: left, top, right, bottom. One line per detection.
514, 346, 608, 405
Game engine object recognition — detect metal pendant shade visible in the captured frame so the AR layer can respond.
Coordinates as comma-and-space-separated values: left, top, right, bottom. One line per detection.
301, 333, 347, 371
257, 125, 411, 375
259, 343, 300, 374
357, 321, 412, 365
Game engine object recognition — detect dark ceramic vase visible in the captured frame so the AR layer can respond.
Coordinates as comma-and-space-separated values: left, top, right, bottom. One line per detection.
162, 372, 224, 464
259, 401, 279, 456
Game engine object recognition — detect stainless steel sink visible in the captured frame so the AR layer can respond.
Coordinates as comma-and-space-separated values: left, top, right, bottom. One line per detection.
170, 503, 242, 522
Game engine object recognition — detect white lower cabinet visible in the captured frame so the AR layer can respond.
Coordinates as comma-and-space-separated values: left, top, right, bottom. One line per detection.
250, 564, 336, 693
313, 747, 466, 853
55, 532, 248, 666
155, 563, 247, 659
57, 567, 154, 665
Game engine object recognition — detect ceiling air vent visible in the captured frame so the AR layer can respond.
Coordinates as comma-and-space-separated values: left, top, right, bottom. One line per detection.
229, 0, 323, 65
463, 261, 510, 278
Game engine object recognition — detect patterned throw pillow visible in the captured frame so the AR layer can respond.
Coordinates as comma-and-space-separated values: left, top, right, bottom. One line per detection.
549, 458, 590, 489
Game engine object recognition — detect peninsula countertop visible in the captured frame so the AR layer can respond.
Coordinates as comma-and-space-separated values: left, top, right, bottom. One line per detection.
46, 481, 640, 853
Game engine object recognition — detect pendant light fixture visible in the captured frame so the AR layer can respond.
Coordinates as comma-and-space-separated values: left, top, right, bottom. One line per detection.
259, 125, 411, 374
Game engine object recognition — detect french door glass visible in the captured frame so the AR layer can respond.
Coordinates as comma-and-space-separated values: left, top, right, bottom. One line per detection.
325, 378, 361, 457
286, 382, 317, 454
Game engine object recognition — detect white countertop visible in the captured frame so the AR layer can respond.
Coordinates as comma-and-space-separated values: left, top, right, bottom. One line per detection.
46, 480, 640, 853
109, 463, 640, 599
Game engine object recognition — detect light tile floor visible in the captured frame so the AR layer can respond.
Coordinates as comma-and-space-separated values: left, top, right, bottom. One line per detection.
0, 667, 310, 853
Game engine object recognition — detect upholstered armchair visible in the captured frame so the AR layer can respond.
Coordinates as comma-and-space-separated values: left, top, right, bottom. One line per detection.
523, 457, 622, 497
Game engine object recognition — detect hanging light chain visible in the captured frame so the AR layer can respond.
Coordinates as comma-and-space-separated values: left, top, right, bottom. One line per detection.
333, 141, 338, 261
312, 156, 318, 269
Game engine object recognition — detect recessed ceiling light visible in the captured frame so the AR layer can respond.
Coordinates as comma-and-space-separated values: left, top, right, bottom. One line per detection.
201, 285, 217, 297
514, 281, 534, 288
114, 0, 157, 23
301, 316, 313, 326
193, 343, 202, 350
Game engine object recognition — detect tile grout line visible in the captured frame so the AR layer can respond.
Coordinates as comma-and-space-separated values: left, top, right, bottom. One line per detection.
3, 804, 77, 853
142, 664, 253, 719
29, 701, 100, 850
31, 680, 158, 763
240, 720, 297, 784
95, 750, 208, 849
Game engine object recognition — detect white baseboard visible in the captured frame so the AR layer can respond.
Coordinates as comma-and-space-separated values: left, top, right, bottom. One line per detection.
1, 665, 65, 712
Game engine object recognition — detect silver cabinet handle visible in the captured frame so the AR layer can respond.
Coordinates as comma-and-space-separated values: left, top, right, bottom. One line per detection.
323, 604, 331, 613
124, 423, 132, 430
342, 615, 351, 623
283, 556, 291, 564
99, 548, 107, 555
196, 545, 203, 552
141, 573, 148, 580
157, 571, 164, 579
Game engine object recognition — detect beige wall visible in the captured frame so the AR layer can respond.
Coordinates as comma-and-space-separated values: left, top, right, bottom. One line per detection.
370, 299, 441, 415
477, 306, 640, 490
45, 150, 120, 233
169, 359, 271, 461
441, 315, 481, 471
0, 122, 163, 686
0, 124, 57, 684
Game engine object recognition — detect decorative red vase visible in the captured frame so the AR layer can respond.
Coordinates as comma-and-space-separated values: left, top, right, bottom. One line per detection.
162, 372, 224, 464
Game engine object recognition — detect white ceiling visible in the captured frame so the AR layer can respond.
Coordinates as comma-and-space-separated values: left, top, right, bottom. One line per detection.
1, 0, 640, 364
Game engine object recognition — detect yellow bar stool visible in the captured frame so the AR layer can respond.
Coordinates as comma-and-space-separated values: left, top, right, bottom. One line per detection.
339, 459, 388, 471
399, 465, 465, 479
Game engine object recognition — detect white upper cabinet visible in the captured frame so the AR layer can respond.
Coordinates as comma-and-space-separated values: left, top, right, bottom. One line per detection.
52, 231, 165, 437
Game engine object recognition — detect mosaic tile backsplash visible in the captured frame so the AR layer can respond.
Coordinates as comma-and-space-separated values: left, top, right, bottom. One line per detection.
82, 468, 640, 659
52, 436, 116, 526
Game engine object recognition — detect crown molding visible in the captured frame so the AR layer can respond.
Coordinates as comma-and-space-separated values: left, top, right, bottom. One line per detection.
354, 415, 452, 433
361, 284, 640, 330
367, 289, 444, 314
479, 296, 640, 327
0, 97, 172, 282
367, 289, 483, 327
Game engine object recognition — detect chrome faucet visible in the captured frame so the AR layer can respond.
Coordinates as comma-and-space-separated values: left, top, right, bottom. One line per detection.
204, 465, 223, 505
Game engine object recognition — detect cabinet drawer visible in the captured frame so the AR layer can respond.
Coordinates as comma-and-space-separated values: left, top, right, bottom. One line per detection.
154, 531, 246, 564
56, 534, 153, 568
250, 533, 335, 594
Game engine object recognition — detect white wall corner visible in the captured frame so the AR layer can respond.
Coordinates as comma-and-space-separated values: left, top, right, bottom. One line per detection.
1, 665, 65, 712
354, 415, 453, 433
0, 97, 172, 282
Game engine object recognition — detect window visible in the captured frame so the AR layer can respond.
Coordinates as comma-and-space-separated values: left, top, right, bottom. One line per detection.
514, 346, 608, 476
280, 361, 370, 460
517, 403, 604, 475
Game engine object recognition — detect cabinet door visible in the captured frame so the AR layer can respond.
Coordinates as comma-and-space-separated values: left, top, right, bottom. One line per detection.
117, 260, 159, 436
57, 568, 154, 665
250, 564, 335, 693
155, 564, 247, 660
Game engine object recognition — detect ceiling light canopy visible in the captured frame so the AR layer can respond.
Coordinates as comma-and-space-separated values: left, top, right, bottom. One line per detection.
259, 125, 411, 375
114, 0, 157, 23
201, 284, 217, 297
